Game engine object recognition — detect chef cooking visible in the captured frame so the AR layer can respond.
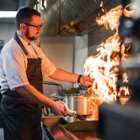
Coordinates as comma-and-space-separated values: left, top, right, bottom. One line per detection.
0, 7, 93, 140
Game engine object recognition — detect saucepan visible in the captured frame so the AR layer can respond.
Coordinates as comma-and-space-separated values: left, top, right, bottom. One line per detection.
68, 95, 91, 115
42, 92, 91, 117
58, 100, 87, 120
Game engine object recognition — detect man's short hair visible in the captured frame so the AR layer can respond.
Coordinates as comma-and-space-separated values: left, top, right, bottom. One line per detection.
15, 7, 41, 30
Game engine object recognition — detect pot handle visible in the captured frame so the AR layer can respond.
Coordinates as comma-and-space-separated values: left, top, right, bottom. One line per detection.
42, 106, 49, 116
57, 100, 77, 116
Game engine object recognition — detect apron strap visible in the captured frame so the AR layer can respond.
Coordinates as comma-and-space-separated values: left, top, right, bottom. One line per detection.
14, 32, 28, 55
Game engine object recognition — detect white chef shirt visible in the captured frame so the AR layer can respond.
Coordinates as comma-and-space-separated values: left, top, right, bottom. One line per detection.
0, 37, 56, 94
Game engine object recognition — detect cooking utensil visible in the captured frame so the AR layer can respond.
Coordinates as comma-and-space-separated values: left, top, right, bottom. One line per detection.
57, 100, 87, 120
57, 100, 77, 116
42, 106, 49, 116
68, 95, 90, 115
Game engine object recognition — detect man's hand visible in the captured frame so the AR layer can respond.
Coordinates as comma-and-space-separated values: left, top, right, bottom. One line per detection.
50, 101, 68, 117
79, 75, 93, 87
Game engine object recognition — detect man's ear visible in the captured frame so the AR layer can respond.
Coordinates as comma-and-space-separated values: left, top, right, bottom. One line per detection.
20, 23, 26, 31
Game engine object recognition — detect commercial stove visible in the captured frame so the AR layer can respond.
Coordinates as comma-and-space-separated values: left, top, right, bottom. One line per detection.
41, 116, 100, 140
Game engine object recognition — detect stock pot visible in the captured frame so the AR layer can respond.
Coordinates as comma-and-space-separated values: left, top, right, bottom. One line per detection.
68, 95, 90, 115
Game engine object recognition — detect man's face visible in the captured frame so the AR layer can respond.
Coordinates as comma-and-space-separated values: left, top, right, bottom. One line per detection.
24, 15, 42, 41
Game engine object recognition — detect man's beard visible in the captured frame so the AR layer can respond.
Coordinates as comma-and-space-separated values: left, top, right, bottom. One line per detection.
26, 29, 38, 41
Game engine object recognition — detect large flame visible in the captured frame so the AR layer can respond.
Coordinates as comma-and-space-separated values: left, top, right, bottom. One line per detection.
84, 4, 133, 120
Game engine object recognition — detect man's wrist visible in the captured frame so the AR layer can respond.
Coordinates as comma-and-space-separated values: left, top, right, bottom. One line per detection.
77, 75, 83, 83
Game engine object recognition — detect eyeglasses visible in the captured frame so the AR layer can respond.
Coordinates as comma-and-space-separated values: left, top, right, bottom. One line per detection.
24, 23, 43, 30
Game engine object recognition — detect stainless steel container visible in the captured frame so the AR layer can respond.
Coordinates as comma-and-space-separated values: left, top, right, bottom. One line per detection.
62, 95, 69, 107
68, 95, 90, 115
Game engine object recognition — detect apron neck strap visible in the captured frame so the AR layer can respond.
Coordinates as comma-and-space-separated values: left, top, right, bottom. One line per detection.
14, 32, 28, 56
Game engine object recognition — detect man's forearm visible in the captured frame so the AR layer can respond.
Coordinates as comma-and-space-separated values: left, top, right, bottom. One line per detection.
15, 84, 56, 108
49, 68, 93, 87
49, 68, 79, 82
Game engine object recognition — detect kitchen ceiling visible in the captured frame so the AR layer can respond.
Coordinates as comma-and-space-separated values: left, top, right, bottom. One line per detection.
0, 0, 121, 36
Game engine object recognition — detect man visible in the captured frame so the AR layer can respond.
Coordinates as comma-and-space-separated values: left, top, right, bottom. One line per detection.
0, 7, 93, 140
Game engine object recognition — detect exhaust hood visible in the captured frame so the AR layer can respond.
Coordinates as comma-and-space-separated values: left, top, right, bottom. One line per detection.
0, 0, 120, 36
40, 0, 119, 36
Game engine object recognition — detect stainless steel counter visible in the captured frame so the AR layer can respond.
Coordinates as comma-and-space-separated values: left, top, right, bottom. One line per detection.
41, 116, 100, 140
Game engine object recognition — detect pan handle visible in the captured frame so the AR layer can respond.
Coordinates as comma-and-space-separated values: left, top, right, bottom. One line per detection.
57, 100, 77, 116
42, 106, 49, 116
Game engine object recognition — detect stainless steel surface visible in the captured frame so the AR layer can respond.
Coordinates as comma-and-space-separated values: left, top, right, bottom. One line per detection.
69, 95, 90, 115
63, 120, 98, 131
0, 0, 117, 36
41, 116, 68, 128
65, 116, 84, 123
63, 120, 100, 140
41, 116, 100, 140
39, 0, 111, 36
50, 124, 79, 140
41, 116, 77, 140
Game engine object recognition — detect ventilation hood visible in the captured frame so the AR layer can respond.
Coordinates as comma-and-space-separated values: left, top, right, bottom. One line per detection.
39, 0, 120, 36
0, 0, 120, 36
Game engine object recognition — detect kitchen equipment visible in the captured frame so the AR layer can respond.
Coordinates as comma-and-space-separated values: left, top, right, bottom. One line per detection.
57, 100, 87, 120
98, 102, 140, 140
69, 95, 91, 115
41, 116, 99, 140
57, 100, 77, 116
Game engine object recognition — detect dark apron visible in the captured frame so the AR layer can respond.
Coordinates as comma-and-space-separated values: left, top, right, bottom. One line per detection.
1, 32, 43, 140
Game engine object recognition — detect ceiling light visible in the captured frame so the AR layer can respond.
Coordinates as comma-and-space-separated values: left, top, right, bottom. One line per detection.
0, 11, 17, 18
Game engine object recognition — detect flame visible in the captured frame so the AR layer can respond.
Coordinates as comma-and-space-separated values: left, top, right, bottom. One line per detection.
96, 5, 123, 30
100, 1, 103, 7
84, 5, 133, 120
122, 73, 128, 83
118, 86, 129, 97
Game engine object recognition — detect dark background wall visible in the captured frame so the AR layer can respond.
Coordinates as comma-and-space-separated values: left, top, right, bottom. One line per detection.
88, 27, 115, 56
